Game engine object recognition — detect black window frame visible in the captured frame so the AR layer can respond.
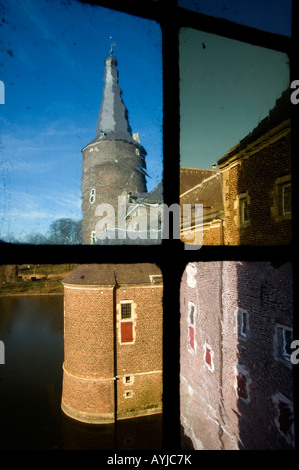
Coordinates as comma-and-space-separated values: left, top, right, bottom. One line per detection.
1, 0, 297, 453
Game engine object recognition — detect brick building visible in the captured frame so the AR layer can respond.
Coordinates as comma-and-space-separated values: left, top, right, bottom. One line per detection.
61, 263, 163, 424
81, 50, 162, 245
180, 90, 292, 245
180, 261, 294, 450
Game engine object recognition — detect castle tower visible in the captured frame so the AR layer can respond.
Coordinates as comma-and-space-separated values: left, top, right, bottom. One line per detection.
61, 264, 163, 424
81, 52, 148, 244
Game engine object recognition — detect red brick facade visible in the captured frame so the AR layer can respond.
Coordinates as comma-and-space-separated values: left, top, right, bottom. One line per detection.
180, 92, 292, 246
61, 264, 163, 424
219, 119, 291, 245
180, 261, 294, 450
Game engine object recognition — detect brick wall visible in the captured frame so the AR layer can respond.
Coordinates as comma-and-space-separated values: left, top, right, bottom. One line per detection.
62, 276, 163, 423
81, 140, 147, 244
180, 261, 294, 450
202, 223, 223, 245
116, 285, 163, 419
61, 285, 115, 423
180, 262, 228, 449
219, 122, 292, 245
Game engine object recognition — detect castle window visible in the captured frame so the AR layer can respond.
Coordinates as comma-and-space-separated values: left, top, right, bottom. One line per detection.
238, 374, 247, 400
123, 375, 134, 385
271, 176, 292, 221
186, 263, 197, 288
235, 365, 251, 403
149, 274, 163, 284
236, 308, 250, 340
240, 195, 249, 224
274, 325, 293, 365
89, 188, 96, 204
119, 301, 135, 344
187, 302, 196, 352
282, 183, 291, 215
90, 231, 97, 244
204, 343, 214, 371
124, 390, 133, 398
273, 393, 294, 445
121, 302, 132, 319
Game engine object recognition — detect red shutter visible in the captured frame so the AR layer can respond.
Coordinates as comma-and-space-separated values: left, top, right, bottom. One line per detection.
237, 373, 248, 400
121, 321, 133, 343
189, 326, 194, 350
205, 346, 212, 367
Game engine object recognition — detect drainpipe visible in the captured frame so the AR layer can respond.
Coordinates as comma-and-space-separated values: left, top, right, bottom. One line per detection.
113, 271, 119, 424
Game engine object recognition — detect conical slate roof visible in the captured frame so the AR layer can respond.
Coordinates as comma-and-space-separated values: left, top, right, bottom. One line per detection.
89, 55, 136, 145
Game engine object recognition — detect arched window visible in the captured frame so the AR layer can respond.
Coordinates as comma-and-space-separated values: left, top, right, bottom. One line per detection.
89, 188, 96, 204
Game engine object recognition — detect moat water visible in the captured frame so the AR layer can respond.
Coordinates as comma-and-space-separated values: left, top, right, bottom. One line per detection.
0, 295, 163, 450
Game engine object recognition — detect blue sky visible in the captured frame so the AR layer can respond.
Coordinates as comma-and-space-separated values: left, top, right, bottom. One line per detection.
178, 0, 292, 37
179, 27, 290, 169
0, 0, 292, 243
0, 0, 163, 242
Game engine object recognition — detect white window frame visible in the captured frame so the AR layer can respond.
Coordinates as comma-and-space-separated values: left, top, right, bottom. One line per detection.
117, 300, 136, 345
123, 374, 135, 386
271, 175, 292, 221
203, 342, 214, 372
239, 193, 250, 226
90, 230, 97, 245
235, 307, 250, 340
187, 301, 197, 354
89, 188, 96, 204
282, 182, 291, 216
234, 364, 251, 404
149, 274, 163, 283
274, 324, 293, 367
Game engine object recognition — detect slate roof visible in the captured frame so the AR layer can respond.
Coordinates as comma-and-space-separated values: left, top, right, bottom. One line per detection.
62, 263, 162, 286
180, 172, 224, 222
218, 88, 290, 166
131, 181, 163, 205
180, 167, 217, 195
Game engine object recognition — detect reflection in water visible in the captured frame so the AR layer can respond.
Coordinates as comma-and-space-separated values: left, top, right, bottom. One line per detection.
0, 296, 162, 450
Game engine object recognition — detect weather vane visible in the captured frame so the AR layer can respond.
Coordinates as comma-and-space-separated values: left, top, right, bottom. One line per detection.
109, 36, 116, 56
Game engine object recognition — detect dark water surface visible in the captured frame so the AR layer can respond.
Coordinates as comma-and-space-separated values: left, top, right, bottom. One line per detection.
0, 295, 162, 450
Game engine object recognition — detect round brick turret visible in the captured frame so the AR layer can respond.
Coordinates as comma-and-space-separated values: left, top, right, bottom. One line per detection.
81, 54, 148, 244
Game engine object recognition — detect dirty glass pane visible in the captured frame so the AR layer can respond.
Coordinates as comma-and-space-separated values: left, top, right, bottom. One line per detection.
0, 0, 162, 245
179, 28, 291, 246
178, 0, 292, 37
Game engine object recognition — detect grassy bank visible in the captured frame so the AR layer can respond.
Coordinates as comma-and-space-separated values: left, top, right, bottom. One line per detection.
0, 278, 64, 296
0, 264, 78, 296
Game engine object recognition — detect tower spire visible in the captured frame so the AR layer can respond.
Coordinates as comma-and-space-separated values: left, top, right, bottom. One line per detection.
92, 45, 134, 144
109, 37, 116, 56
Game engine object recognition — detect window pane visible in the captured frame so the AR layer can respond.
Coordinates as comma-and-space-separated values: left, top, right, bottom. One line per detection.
180, 27, 291, 246
0, 0, 162, 245
283, 184, 292, 215
178, 0, 292, 36
121, 303, 132, 319
283, 328, 293, 357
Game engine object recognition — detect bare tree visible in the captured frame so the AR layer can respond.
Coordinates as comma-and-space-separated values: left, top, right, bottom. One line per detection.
47, 218, 82, 245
